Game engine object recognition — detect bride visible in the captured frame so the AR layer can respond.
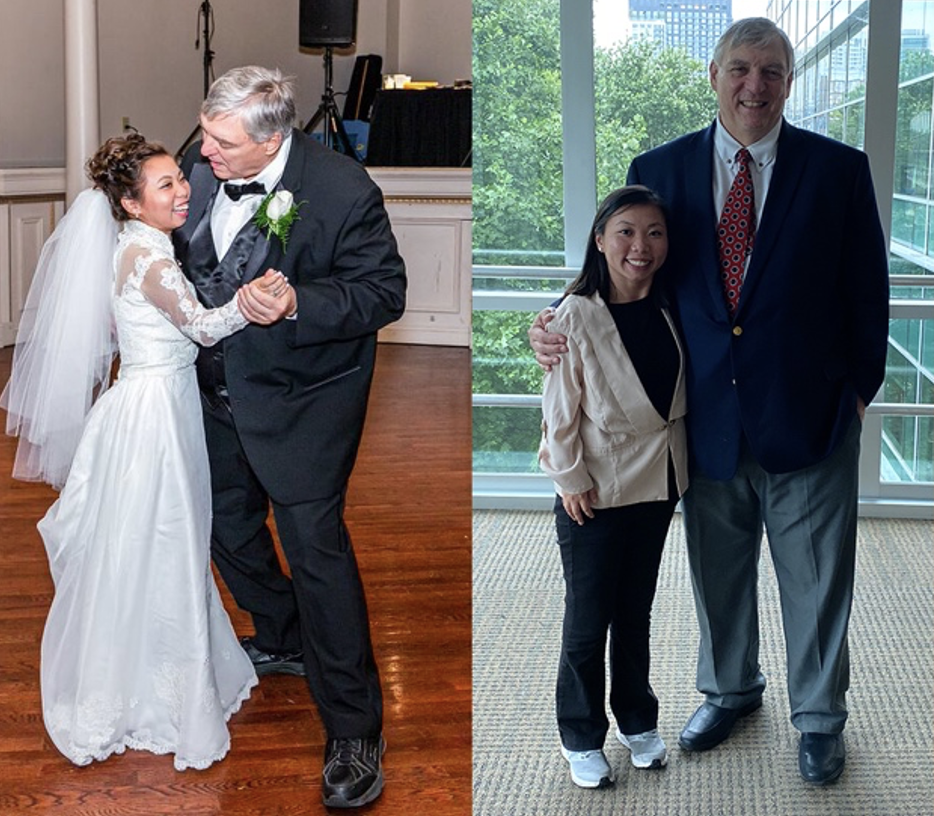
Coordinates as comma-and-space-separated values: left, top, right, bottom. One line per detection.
1, 133, 293, 770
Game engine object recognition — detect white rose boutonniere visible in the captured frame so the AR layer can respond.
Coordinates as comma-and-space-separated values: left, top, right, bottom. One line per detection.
254, 190, 304, 251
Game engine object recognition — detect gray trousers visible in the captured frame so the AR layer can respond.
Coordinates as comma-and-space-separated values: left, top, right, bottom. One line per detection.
682, 418, 861, 734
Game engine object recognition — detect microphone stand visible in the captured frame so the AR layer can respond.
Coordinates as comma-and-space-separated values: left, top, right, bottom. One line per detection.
176, 0, 216, 161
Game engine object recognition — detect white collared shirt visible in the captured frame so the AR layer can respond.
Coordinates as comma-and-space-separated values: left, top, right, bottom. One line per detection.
211, 133, 293, 259
712, 118, 781, 227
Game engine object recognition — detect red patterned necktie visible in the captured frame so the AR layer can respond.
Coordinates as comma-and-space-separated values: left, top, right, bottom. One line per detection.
717, 148, 755, 315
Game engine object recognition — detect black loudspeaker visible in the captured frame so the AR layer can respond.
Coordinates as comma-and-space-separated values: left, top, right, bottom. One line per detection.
299, 0, 358, 48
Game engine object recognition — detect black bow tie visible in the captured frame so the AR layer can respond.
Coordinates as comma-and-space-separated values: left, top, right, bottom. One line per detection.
223, 181, 266, 201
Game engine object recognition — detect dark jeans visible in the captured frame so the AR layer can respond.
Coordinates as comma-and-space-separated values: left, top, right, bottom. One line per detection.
554, 494, 676, 751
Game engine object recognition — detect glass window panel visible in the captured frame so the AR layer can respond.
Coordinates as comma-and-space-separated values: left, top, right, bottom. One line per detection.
472, 275, 567, 293
828, 106, 844, 141
894, 77, 933, 199
472, 0, 562, 480
883, 339, 920, 403
787, 77, 802, 121
472, 0, 934, 507
593, 38, 717, 202
891, 285, 934, 301
816, 47, 831, 114
472, 0, 564, 268
892, 197, 926, 250
843, 99, 865, 149
829, 50, 846, 108
847, 27, 869, 100
473, 406, 542, 474
472, 310, 544, 397
832, 0, 847, 29
881, 414, 934, 483
818, 1, 832, 39
802, 63, 815, 118
901, 0, 934, 83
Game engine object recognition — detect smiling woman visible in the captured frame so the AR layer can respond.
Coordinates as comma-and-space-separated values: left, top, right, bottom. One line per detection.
117, 153, 191, 233
595, 203, 668, 303
0, 131, 294, 773
537, 184, 687, 789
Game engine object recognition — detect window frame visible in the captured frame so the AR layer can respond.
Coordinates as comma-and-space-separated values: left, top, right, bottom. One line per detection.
472, 0, 934, 519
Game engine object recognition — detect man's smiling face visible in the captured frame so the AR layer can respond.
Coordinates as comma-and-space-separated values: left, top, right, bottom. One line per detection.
710, 39, 793, 146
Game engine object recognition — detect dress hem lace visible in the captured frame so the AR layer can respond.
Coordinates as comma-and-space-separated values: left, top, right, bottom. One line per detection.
57, 673, 259, 772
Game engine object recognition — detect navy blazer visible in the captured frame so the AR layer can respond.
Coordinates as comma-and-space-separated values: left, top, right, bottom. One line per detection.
628, 119, 889, 480
174, 131, 406, 503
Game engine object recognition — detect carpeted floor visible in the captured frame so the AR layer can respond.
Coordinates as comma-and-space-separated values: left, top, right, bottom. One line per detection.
472, 510, 934, 816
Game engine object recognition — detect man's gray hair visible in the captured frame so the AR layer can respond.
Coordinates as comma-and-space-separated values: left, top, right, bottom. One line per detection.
201, 66, 297, 142
713, 17, 795, 75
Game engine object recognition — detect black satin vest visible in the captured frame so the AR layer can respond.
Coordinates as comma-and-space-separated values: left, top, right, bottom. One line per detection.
182, 193, 266, 405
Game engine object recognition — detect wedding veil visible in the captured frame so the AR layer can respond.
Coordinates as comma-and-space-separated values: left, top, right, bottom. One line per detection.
0, 188, 119, 489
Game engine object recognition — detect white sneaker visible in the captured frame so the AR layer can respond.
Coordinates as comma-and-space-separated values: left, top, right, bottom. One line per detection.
560, 745, 615, 788
616, 728, 668, 769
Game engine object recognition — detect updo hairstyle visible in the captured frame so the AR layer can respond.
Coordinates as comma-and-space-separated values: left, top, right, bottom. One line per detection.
86, 132, 171, 221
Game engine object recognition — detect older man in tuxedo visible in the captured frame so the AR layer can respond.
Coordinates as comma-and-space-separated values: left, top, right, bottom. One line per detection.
531, 18, 889, 785
173, 66, 406, 809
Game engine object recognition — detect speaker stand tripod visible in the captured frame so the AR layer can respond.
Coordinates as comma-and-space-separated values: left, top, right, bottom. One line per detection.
303, 47, 361, 162
176, 0, 216, 160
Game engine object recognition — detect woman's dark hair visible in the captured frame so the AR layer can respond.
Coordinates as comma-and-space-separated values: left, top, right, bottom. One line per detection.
86, 132, 171, 221
566, 185, 669, 302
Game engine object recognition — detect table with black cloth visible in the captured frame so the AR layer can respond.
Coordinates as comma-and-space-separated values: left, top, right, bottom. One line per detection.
366, 88, 471, 167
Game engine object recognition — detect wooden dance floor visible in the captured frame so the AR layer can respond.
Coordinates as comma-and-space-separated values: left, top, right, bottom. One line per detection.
0, 342, 472, 815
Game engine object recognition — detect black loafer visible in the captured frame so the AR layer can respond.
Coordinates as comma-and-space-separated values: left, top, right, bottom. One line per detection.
799, 732, 845, 785
322, 735, 385, 808
678, 698, 762, 752
239, 636, 306, 677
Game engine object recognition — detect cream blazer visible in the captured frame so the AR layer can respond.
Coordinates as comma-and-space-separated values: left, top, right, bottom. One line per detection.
539, 292, 689, 508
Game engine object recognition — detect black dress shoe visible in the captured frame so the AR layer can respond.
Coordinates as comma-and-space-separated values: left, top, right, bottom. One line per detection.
322, 735, 385, 808
239, 637, 306, 677
799, 732, 845, 785
678, 698, 762, 752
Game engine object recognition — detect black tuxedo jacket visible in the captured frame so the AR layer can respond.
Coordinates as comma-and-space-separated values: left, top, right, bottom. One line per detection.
174, 131, 406, 503
628, 120, 889, 480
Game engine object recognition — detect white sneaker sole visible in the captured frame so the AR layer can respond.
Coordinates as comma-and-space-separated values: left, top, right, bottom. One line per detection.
560, 746, 615, 788
616, 730, 668, 769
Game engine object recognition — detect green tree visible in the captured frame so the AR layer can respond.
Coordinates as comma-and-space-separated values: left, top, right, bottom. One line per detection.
900, 47, 934, 83
594, 40, 717, 197
473, 0, 564, 266
472, 4, 719, 469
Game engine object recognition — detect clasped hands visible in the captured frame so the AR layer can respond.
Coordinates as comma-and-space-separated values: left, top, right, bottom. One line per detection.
238, 269, 298, 325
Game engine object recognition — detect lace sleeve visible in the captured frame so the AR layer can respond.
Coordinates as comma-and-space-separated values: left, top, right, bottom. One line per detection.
122, 245, 248, 346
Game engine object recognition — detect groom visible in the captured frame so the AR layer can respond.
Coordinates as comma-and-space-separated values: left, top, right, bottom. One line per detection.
173, 66, 406, 809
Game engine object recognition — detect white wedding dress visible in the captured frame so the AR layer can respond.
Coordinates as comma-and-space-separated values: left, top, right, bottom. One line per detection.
38, 219, 257, 770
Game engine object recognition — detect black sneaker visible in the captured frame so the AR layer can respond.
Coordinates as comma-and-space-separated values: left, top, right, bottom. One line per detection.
239, 636, 306, 677
322, 735, 385, 808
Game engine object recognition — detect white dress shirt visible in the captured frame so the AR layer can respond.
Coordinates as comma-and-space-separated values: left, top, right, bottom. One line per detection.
211, 133, 292, 259
712, 118, 781, 228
